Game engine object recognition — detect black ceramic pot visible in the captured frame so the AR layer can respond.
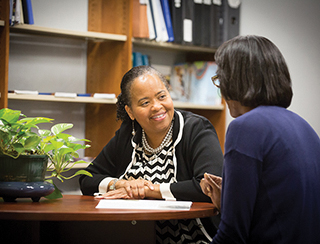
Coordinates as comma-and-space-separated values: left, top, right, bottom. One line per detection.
0, 155, 54, 202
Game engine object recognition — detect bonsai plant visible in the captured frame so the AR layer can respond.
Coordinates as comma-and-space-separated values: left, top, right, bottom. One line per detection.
0, 108, 92, 201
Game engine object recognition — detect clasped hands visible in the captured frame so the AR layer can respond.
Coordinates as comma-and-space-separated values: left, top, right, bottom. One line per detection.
200, 173, 222, 211
95, 176, 159, 200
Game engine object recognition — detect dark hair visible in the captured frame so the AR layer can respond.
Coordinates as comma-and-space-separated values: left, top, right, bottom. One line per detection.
214, 35, 293, 108
116, 65, 169, 121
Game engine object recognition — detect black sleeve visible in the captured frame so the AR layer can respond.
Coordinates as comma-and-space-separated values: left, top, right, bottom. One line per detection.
79, 122, 132, 196
170, 114, 224, 202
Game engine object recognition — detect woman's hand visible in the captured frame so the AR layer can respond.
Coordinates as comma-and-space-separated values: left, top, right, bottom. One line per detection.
95, 187, 131, 199
117, 178, 155, 199
95, 178, 156, 199
200, 173, 222, 211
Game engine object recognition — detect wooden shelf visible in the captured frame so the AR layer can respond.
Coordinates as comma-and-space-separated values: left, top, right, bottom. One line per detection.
10, 24, 127, 42
8, 93, 117, 104
8, 94, 224, 110
132, 38, 217, 53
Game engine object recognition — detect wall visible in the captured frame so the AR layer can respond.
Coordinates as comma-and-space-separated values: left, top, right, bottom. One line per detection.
8, 0, 88, 159
8, 0, 89, 194
225, 0, 320, 136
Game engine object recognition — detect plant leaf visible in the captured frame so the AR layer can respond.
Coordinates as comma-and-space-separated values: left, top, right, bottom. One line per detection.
13, 142, 25, 153
62, 169, 93, 180
23, 135, 41, 150
49, 139, 64, 150
59, 147, 74, 155
38, 129, 51, 137
44, 180, 63, 199
75, 170, 93, 177
51, 123, 73, 135
0, 108, 21, 123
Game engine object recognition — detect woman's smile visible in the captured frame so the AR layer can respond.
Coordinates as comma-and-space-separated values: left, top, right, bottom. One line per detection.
151, 112, 167, 121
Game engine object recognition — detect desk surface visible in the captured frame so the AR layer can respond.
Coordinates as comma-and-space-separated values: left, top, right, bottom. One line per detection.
0, 195, 217, 221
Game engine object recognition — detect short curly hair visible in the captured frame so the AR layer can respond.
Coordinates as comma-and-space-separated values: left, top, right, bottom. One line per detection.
116, 66, 169, 121
215, 35, 293, 108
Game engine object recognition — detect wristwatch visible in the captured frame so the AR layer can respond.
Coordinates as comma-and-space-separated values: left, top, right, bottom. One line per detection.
109, 179, 118, 191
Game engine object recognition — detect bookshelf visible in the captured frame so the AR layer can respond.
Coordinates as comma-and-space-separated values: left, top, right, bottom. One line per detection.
132, 38, 216, 53
8, 93, 224, 110
0, 0, 226, 157
10, 24, 127, 42
7, 93, 118, 104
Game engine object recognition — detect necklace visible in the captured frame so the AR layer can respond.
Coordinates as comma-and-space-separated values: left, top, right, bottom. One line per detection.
142, 121, 174, 155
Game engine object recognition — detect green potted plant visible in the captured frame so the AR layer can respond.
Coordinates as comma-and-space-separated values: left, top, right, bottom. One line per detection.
0, 108, 92, 202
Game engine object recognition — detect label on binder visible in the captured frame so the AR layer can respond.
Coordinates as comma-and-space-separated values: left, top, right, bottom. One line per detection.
183, 19, 192, 42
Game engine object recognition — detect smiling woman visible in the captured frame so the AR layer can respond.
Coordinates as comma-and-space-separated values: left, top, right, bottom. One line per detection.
79, 66, 224, 243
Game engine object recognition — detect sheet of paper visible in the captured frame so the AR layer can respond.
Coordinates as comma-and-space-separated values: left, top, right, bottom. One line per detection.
96, 199, 192, 211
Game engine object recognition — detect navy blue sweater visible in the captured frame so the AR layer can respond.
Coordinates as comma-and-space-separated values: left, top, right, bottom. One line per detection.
212, 106, 320, 243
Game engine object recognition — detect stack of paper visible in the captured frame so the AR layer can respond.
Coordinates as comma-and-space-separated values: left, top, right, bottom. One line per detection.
96, 199, 192, 211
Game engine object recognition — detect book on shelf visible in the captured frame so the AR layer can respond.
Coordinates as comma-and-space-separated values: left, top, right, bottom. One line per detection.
169, 63, 192, 102
169, 61, 221, 106
201, 0, 211, 47
13, 0, 23, 25
9, 0, 13, 26
92, 93, 116, 99
54, 92, 77, 98
21, 0, 34, 25
193, 0, 202, 46
169, 0, 183, 44
210, 0, 223, 48
132, 0, 150, 39
133, 52, 150, 67
221, 0, 241, 43
10, 0, 32, 26
13, 90, 39, 95
9, 91, 116, 100
142, 54, 150, 66
146, 0, 157, 40
151, 0, 169, 42
133, 52, 143, 67
181, 0, 194, 45
189, 61, 221, 106
10, 0, 22, 26
160, 0, 174, 42
133, 0, 240, 47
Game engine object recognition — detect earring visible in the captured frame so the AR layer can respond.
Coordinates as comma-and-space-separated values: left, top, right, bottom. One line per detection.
132, 120, 136, 136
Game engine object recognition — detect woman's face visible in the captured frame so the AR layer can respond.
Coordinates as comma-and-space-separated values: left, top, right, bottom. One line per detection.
125, 74, 174, 137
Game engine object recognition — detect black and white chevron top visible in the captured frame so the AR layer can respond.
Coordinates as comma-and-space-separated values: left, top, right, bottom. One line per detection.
123, 143, 210, 244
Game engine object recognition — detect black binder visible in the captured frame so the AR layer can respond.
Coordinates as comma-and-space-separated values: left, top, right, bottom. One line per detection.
221, 0, 241, 43
193, 0, 202, 46
182, 0, 194, 45
201, 0, 211, 47
169, 0, 183, 44
209, 1, 223, 48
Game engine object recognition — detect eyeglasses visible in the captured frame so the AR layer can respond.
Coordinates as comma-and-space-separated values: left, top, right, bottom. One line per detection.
211, 75, 220, 88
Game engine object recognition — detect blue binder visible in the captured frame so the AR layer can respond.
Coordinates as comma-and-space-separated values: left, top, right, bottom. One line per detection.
160, 0, 174, 42
22, 0, 34, 25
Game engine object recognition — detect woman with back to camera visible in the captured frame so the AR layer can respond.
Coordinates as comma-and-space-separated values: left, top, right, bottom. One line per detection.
80, 65, 224, 243
200, 35, 320, 243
